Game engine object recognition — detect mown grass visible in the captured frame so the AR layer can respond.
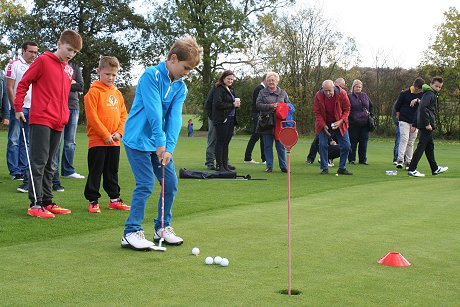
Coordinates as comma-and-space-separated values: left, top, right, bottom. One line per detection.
0, 127, 459, 306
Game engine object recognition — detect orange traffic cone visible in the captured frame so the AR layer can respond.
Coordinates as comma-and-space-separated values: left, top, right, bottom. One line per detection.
378, 252, 411, 267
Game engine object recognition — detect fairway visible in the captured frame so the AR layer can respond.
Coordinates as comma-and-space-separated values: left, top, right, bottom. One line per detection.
0, 130, 459, 306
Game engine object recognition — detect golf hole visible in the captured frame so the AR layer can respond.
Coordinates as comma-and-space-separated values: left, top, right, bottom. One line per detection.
278, 289, 302, 295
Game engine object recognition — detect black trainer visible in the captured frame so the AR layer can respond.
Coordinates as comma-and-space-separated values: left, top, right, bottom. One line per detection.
337, 168, 353, 175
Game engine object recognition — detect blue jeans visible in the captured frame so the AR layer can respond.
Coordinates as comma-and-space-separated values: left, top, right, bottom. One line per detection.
393, 124, 400, 162
319, 130, 350, 170
261, 134, 286, 170
7, 108, 29, 176
53, 109, 79, 185
124, 146, 178, 235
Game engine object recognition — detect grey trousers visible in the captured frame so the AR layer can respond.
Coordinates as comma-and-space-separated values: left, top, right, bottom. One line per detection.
28, 124, 62, 204
205, 117, 216, 166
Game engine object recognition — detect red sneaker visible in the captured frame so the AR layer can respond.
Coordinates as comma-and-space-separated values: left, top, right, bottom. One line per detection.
43, 203, 71, 215
88, 202, 101, 213
108, 199, 130, 211
27, 207, 55, 218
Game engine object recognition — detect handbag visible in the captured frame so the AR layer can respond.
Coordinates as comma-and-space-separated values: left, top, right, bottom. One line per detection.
368, 113, 376, 131
256, 113, 275, 133
363, 105, 375, 132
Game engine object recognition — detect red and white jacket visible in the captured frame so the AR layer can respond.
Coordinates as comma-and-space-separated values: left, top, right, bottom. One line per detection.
14, 51, 73, 131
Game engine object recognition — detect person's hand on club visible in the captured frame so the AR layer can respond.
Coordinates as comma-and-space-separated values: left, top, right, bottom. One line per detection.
156, 146, 172, 165
159, 151, 172, 165
323, 125, 331, 136
15, 111, 26, 122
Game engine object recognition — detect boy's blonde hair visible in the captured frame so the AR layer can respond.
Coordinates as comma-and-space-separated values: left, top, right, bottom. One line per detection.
99, 56, 120, 70
167, 35, 203, 67
59, 29, 82, 51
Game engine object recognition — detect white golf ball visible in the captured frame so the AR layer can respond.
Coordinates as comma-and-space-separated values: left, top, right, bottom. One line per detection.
214, 256, 222, 265
220, 258, 229, 267
205, 256, 213, 265
191, 247, 200, 255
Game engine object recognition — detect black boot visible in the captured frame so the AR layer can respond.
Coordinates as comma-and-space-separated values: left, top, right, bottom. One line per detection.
223, 162, 235, 172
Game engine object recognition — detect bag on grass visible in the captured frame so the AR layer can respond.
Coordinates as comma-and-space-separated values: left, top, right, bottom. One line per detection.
179, 168, 237, 179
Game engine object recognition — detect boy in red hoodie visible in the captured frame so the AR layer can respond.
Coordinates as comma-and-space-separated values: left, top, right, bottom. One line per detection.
84, 56, 129, 213
14, 30, 82, 218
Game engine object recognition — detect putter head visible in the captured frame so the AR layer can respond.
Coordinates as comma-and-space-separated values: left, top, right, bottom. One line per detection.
150, 245, 166, 252
159, 237, 165, 247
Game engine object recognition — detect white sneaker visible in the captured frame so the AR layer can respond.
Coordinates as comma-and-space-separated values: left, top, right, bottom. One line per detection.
408, 170, 425, 177
64, 173, 85, 179
432, 166, 448, 175
121, 231, 156, 250
154, 226, 183, 245
243, 159, 260, 164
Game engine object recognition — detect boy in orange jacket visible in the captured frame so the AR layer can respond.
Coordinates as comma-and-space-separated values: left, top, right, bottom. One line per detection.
84, 56, 129, 213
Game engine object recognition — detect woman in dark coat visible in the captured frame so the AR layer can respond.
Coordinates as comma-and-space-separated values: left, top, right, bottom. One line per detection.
347, 79, 373, 164
212, 70, 240, 171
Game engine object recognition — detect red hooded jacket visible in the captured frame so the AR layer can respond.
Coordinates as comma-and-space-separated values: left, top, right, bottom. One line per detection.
313, 86, 350, 136
14, 51, 73, 131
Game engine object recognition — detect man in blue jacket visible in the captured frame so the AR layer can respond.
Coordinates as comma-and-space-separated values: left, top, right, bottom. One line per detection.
407, 77, 448, 177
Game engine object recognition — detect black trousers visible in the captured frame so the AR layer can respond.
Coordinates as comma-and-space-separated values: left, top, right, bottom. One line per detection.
84, 146, 120, 202
215, 116, 234, 167
408, 129, 438, 173
244, 112, 265, 162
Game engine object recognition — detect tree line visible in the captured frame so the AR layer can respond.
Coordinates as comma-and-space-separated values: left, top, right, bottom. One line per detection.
1, 1, 458, 138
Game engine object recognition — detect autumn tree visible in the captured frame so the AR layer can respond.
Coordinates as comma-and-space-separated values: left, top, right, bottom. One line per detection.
420, 7, 460, 137
0, 0, 27, 68
3, 0, 147, 94
256, 7, 358, 133
141, 0, 294, 128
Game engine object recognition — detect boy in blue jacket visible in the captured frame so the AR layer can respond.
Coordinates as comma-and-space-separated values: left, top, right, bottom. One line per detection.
122, 36, 202, 250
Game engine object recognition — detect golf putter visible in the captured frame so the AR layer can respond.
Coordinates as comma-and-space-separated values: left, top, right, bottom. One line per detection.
159, 164, 166, 249
150, 163, 166, 252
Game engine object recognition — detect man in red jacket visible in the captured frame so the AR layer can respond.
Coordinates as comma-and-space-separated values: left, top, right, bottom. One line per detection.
313, 80, 352, 175
14, 29, 83, 218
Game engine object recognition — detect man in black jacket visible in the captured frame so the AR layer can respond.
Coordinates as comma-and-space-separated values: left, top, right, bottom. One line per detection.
395, 77, 424, 169
407, 77, 448, 177
243, 75, 266, 164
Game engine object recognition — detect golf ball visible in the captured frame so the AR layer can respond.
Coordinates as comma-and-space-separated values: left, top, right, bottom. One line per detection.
214, 256, 222, 265
192, 247, 200, 255
205, 256, 213, 265
335, 174, 338, 176
220, 258, 229, 267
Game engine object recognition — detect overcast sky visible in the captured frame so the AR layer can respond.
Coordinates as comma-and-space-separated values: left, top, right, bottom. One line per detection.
303, 0, 458, 68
